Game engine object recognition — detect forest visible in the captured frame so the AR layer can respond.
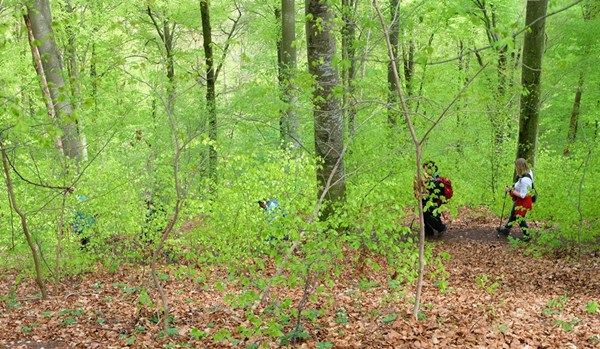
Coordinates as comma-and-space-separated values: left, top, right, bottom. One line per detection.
0, 0, 599, 347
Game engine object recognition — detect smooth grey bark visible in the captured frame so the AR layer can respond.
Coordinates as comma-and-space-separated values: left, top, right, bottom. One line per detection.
517, 0, 548, 166
279, 0, 301, 149
341, 0, 358, 137
26, 0, 82, 161
306, 0, 346, 220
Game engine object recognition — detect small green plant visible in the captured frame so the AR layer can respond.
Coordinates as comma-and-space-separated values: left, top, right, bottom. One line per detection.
21, 326, 32, 333
381, 313, 397, 324
357, 278, 379, 291
335, 309, 349, 324
59, 316, 76, 326
303, 308, 323, 322
475, 274, 502, 294
553, 319, 578, 332
2, 293, 21, 311
190, 327, 208, 340
543, 292, 568, 316
158, 327, 179, 338
213, 328, 232, 342
279, 326, 310, 346
585, 301, 598, 314
497, 324, 509, 333
317, 342, 334, 349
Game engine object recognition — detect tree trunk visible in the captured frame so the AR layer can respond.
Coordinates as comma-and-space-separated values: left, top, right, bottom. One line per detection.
306, 0, 346, 220
200, 0, 218, 188
26, 0, 82, 161
565, 2, 598, 153
279, 0, 301, 149
387, 0, 400, 126
341, 0, 358, 137
566, 72, 584, 145
517, 0, 548, 167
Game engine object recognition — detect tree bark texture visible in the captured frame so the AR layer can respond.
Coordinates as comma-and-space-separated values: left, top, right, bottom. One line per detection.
26, 0, 82, 161
517, 0, 548, 167
279, 0, 301, 149
387, 0, 400, 126
341, 0, 358, 137
567, 71, 585, 145
200, 0, 218, 188
306, 0, 346, 220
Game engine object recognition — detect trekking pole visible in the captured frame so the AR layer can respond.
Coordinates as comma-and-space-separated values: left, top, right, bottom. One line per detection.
497, 191, 508, 238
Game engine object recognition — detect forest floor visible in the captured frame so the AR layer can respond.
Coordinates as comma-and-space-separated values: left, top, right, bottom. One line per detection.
0, 210, 599, 349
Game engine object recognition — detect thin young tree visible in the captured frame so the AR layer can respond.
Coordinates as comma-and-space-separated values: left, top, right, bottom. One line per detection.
517, 0, 549, 166
146, 4, 179, 335
0, 134, 48, 299
306, 0, 346, 220
373, 0, 486, 319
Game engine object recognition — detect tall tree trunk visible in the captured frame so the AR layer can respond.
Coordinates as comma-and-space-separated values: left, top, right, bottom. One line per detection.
341, 0, 358, 137
387, 0, 400, 126
279, 0, 301, 149
306, 0, 346, 220
517, 0, 548, 166
26, 0, 82, 161
63, 0, 88, 161
200, 0, 218, 188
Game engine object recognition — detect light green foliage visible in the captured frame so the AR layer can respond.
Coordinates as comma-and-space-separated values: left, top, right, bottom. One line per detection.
585, 300, 599, 314
543, 292, 569, 316
0, 1, 598, 346
475, 274, 503, 294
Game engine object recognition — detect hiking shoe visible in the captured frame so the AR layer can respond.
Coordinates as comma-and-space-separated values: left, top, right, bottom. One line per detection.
495, 227, 510, 236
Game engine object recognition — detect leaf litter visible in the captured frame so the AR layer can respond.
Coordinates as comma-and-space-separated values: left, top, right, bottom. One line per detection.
0, 212, 598, 348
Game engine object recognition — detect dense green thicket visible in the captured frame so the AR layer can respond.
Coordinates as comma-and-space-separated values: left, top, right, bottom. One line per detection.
0, 0, 598, 282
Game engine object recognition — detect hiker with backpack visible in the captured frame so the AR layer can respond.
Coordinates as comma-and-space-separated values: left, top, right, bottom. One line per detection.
421, 160, 452, 237
496, 158, 534, 241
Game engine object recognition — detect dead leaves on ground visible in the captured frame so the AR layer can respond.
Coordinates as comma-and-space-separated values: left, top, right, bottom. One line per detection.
0, 233, 599, 348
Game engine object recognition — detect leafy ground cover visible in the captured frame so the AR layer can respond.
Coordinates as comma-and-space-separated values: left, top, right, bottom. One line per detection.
0, 214, 598, 348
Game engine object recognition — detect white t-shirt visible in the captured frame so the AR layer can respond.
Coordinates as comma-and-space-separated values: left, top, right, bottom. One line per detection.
514, 170, 533, 198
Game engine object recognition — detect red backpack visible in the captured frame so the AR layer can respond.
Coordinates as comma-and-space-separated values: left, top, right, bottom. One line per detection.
435, 177, 453, 205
